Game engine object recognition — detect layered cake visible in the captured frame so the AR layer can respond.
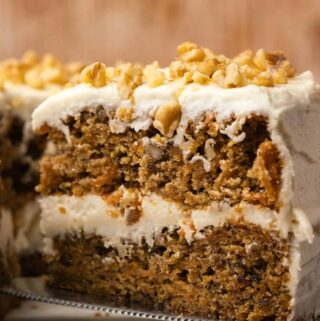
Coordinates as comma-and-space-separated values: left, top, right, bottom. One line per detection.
0, 52, 84, 276
32, 42, 320, 321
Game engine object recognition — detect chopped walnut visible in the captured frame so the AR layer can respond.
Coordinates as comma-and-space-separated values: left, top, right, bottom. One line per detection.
81, 62, 107, 87
25, 68, 44, 89
0, 43, 297, 94
212, 69, 226, 87
0, 51, 85, 89
153, 102, 182, 138
225, 63, 242, 88
171, 43, 296, 89
192, 71, 211, 85
117, 63, 143, 99
143, 61, 165, 87
116, 105, 134, 122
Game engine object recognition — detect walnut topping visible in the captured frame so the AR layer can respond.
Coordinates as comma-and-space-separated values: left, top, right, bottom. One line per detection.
25, 68, 44, 89
153, 102, 182, 138
117, 63, 143, 99
225, 63, 246, 88
192, 71, 211, 84
212, 70, 226, 87
169, 41, 296, 88
0, 51, 85, 90
81, 62, 107, 87
0, 43, 297, 94
143, 61, 165, 87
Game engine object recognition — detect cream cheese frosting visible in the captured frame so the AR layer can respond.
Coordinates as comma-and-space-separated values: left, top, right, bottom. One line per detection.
39, 191, 284, 252
3, 83, 52, 121
32, 71, 316, 135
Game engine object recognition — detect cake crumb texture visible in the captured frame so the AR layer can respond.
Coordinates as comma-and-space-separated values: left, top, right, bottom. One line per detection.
37, 109, 282, 209
47, 223, 291, 321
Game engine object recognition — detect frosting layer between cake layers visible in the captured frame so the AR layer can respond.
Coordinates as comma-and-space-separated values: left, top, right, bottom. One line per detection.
40, 192, 286, 253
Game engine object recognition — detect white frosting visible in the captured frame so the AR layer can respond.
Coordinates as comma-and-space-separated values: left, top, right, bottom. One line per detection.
3, 83, 52, 121
32, 72, 315, 135
40, 192, 284, 253
14, 199, 43, 254
293, 232, 320, 320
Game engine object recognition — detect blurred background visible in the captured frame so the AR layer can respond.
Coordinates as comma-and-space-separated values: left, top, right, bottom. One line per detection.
0, 0, 320, 78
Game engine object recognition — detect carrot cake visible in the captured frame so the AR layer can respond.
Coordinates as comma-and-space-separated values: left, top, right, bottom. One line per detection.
0, 52, 84, 276
33, 42, 320, 321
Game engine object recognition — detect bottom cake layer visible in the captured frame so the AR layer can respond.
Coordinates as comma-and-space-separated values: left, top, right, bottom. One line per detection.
46, 223, 292, 321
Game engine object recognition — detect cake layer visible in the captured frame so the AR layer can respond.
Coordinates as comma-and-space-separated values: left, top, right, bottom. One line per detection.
36, 111, 282, 209
46, 224, 291, 321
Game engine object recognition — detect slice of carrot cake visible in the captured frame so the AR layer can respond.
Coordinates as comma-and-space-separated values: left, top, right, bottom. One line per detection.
0, 52, 84, 276
32, 42, 320, 321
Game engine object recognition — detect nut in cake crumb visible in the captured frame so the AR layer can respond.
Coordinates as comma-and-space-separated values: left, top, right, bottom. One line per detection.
153, 102, 182, 137
116, 105, 134, 122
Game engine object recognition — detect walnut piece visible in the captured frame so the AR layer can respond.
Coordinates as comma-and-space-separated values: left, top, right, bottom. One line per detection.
153, 102, 182, 138
117, 63, 142, 99
0, 43, 297, 92
81, 62, 107, 87
143, 61, 165, 87
0, 51, 85, 90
